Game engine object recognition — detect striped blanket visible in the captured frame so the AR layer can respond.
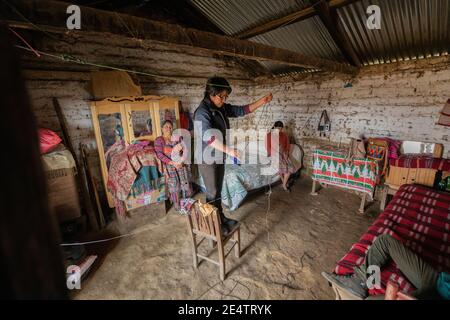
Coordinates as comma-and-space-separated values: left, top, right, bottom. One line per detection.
334, 184, 450, 296
390, 155, 450, 171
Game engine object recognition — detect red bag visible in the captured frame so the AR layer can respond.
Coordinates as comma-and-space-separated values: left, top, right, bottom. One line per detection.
38, 128, 62, 154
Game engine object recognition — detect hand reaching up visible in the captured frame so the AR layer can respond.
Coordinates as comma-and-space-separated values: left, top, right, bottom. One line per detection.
262, 93, 273, 104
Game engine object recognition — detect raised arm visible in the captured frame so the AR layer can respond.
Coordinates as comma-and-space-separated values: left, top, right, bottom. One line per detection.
226, 93, 273, 118
248, 93, 273, 113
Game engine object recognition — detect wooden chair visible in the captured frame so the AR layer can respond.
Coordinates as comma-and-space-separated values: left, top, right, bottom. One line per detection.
186, 202, 241, 281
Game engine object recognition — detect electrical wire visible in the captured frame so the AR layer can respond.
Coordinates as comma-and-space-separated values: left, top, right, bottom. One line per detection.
7, 26, 40, 57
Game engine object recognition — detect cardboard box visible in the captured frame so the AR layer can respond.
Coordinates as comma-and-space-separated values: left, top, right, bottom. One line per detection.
46, 168, 82, 222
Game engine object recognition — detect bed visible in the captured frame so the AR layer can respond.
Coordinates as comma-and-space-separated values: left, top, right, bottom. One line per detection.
330, 184, 450, 299
193, 141, 303, 211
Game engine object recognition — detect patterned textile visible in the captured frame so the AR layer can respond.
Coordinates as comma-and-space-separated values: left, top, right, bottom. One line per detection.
154, 136, 192, 209
374, 137, 401, 160
194, 143, 303, 211
196, 164, 280, 211
125, 177, 166, 211
390, 155, 450, 171
179, 198, 196, 216
127, 141, 158, 168
104, 140, 126, 169
106, 141, 158, 216
129, 166, 160, 197
164, 164, 193, 210
312, 149, 378, 199
278, 151, 296, 175
334, 184, 450, 296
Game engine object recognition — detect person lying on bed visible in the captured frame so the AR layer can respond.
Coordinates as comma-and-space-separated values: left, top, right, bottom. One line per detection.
266, 121, 296, 192
322, 234, 450, 300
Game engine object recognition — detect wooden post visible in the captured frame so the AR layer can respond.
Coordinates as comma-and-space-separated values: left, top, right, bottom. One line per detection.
359, 193, 367, 214
80, 143, 106, 229
52, 98, 99, 231
234, 228, 240, 258
311, 180, 320, 196
380, 185, 388, 211
186, 216, 198, 268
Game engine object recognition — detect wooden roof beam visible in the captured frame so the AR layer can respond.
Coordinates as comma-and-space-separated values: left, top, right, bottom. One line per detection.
235, 0, 360, 39
2, 0, 358, 75
313, 0, 361, 67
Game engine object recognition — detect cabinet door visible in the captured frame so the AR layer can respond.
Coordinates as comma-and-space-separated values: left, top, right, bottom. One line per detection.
91, 102, 129, 208
125, 102, 158, 142
155, 97, 180, 136
415, 169, 437, 187
406, 168, 417, 184
386, 166, 409, 186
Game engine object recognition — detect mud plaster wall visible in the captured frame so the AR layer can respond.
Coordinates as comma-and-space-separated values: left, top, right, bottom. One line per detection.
22, 31, 450, 197
250, 57, 450, 171
22, 32, 255, 197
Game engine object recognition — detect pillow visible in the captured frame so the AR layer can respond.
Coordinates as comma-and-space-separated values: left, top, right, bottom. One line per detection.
38, 128, 62, 154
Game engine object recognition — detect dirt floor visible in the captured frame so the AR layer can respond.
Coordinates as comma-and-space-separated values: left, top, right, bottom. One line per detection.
73, 175, 379, 300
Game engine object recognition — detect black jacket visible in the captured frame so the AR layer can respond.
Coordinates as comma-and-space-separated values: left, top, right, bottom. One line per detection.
194, 97, 250, 150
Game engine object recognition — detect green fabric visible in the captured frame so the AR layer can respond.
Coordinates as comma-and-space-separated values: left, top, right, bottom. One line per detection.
130, 165, 160, 197
437, 272, 450, 300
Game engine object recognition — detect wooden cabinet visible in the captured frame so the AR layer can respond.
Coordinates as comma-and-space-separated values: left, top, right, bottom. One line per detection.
386, 166, 436, 188
90, 95, 180, 208
415, 168, 438, 186
386, 167, 408, 186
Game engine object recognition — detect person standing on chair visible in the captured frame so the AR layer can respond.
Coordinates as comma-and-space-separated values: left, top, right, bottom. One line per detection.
194, 77, 273, 235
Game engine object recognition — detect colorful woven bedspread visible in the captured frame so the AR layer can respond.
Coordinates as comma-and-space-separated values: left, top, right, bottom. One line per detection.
312, 149, 378, 198
334, 184, 450, 296
390, 155, 450, 171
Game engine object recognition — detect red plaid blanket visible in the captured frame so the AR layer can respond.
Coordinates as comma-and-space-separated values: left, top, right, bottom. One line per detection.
390, 155, 450, 171
334, 184, 450, 296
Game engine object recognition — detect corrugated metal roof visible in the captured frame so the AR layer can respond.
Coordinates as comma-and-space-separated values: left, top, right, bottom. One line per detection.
337, 0, 450, 66
191, 0, 450, 74
191, 0, 346, 73
191, 0, 312, 36
251, 16, 346, 62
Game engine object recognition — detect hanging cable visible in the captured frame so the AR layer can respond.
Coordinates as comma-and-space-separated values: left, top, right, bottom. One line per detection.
14, 44, 235, 89
7, 26, 40, 57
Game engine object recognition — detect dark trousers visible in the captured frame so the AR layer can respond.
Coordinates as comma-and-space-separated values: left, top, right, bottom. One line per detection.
358, 234, 440, 299
198, 164, 225, 216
